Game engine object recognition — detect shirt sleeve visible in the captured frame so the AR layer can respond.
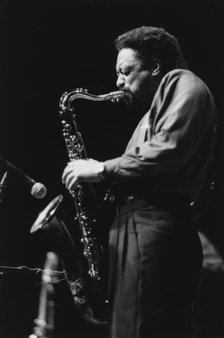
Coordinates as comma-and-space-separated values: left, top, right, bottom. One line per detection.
104, 70, 211, 181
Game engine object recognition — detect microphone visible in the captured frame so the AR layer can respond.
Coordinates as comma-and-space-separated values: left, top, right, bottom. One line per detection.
0, 156, 47, 199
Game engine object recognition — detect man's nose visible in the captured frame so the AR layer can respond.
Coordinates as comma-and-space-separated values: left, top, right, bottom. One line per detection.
116, 74, 125, 89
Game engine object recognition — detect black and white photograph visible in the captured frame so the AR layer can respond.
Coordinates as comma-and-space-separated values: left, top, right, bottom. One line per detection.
0, 1, 224, 337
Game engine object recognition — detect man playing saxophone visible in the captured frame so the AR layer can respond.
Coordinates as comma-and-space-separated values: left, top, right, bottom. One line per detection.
62, 26, 217, 338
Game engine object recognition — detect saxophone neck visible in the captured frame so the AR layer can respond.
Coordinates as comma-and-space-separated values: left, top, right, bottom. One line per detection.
60, 88, 125, 112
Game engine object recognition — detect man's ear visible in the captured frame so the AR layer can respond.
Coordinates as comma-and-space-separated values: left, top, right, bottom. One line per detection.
151, 58, 161, 76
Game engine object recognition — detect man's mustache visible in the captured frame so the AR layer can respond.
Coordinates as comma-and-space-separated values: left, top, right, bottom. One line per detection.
121, 90, 133, 102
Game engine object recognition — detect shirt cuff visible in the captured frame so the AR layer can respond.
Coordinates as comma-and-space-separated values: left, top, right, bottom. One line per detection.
104, 157, 122, 179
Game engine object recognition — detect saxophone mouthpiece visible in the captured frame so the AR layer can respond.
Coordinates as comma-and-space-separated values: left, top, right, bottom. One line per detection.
106, 90, 125, 102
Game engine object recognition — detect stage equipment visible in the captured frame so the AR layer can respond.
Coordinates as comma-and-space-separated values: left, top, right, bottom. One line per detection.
0, 171, 8, 203
28, 252, 59, 338
0, 156, 47, 199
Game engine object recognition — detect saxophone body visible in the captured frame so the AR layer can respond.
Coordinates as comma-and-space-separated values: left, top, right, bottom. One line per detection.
31, 88, 124, 326
59, 88, 124, 282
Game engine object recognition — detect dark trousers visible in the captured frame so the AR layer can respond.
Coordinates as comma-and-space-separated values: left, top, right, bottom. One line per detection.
108, 197, 203, 338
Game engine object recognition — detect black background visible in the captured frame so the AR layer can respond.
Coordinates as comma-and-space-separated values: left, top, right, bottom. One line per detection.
0, 0, 224, 337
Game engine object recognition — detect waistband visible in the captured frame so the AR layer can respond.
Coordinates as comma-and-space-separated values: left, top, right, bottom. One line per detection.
112, 191, 190, 211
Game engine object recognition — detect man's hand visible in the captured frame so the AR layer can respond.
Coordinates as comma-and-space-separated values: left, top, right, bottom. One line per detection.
62, 159, 105, 190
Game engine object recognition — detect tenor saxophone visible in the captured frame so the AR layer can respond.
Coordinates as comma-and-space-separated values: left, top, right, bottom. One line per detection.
59, 88, 124, 281
31, 88, 124, 325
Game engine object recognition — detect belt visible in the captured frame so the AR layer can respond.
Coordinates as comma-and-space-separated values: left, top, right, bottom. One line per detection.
113, 191, 189, 210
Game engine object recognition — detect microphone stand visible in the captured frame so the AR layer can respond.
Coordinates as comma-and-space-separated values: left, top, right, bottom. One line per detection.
0, 171, 8, 203
0, 265, 64, 278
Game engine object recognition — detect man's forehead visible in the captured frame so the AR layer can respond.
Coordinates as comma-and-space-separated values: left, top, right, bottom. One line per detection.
116, 48, 138, 68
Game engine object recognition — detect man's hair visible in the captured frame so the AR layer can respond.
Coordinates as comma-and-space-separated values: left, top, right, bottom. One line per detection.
114, 26, 188, 75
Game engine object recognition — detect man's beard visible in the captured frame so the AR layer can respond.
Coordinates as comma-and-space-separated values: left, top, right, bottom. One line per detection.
123, 91, 151, 114
123, 91, 137, 109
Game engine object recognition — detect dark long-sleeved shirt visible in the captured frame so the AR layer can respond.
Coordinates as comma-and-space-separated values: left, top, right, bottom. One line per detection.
104, 69, 217, 203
